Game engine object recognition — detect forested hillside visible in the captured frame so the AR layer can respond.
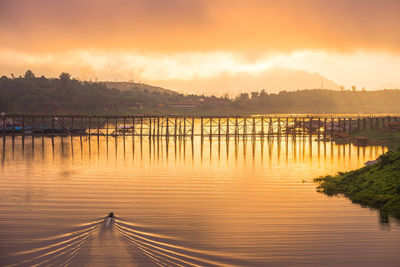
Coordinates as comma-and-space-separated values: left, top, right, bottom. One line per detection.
1, 71, 400, 115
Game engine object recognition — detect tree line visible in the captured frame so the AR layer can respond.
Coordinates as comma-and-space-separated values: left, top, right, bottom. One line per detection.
1, 70, 400, 115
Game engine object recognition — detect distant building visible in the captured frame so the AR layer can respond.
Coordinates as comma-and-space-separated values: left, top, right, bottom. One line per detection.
129, 102, 144, 110
169, 102, 198, 109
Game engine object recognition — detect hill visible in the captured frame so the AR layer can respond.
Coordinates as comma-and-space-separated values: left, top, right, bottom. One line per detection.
101, 81, 177, 95
2, 71, 400, 115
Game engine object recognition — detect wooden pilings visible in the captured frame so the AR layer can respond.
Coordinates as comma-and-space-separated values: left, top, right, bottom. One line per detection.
0, 115, 396, 138
191, 117, 194, 139
261, 117, 264, 136
31, 116, 35, 136
88, 117, 91, 136
226, 117, 230, 138
166, 117, 169, 137
1, 114, 5, 137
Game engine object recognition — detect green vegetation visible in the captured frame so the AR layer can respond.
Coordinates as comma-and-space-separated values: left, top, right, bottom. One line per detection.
315, 149, 400, 220
101, 81, 177, 95
2, 70, 400, 115
0, 71, 230, 115
319, 128, 400, 220
351, 129, 400, 150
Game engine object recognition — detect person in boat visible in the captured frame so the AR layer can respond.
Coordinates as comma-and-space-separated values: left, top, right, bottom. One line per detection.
106, 212, 114, 226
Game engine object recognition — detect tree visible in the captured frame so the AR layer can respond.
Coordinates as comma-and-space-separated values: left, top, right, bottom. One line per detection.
238, 93, 249, 101
251, 91, 259, 99
59, 72, 71, 80
259, 89, 267, 97
24, 70, 35, 79
351, 85, 356, 92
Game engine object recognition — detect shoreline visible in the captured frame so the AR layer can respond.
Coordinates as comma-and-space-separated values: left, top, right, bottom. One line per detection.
315, 148, 400, 221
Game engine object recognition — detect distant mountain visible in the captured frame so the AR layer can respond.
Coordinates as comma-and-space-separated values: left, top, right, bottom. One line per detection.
150, 67, 341, 96
101, 81, 177, 95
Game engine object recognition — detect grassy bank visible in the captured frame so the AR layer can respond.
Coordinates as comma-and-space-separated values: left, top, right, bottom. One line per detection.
315, 149, 400, 219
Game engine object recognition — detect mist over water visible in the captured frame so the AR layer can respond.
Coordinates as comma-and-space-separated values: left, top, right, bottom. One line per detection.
0, 135, 399, 266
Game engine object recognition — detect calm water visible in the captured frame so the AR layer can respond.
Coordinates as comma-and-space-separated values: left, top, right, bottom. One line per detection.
0, 135, 399, 266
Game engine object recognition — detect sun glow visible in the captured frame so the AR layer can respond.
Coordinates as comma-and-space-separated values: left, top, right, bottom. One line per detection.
1, 0, 400, 93
1, 49, 400, 93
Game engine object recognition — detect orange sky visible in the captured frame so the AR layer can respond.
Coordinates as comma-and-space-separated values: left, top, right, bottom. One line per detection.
1, 0, 400, 93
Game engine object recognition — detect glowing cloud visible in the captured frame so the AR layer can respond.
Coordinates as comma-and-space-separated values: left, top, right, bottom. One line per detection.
1, 0, 400, 93
1, 0, 400, 53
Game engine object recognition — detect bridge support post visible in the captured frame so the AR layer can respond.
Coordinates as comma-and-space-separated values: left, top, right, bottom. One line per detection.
81, 116, 84, 136
123, 117, 126, 138
97, 117, 100, 136
200, 118, 203, 138
140, 117, 143, 137
106, 117, 109, 136
88, 117, 91, 136
349, 118, 352, 134
243, 117, 247, 136
183, 117, 186, 137
133, 117, 137, 137
115, 117, 118, 137
218, 118, 221, 139
209, 117, 212, 138
174, 117, 177, 138
252, 118, 256, 136
235, 117, 239, 139
149, 117, 152, 138
32, 116, 35, 136
261, 117, 264, 137
166, 117, 169, 137
51, 116, 54, 137
226, 117, 229, 139
191, 117, 194, 139
157, 117, 160, 137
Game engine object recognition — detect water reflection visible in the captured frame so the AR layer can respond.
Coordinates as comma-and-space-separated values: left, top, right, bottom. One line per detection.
0, 135, 399, 266
0, 135, 389, 170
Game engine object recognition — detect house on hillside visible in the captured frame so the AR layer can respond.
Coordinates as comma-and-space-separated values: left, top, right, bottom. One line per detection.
129, 102, 144, 110
169, 102, 198, 109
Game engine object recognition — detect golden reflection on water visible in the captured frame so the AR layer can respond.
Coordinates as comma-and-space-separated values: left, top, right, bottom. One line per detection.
0, 136, 399, 266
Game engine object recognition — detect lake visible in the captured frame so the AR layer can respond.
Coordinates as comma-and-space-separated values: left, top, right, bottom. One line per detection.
0, 135, 399, 266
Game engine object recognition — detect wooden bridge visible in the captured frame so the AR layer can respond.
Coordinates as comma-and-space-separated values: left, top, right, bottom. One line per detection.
1, 115, 399, 138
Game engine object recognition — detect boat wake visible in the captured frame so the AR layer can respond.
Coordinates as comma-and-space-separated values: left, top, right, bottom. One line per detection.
115, 218, 241, 267
2, 215, 243, 267
2, 219, 103, 267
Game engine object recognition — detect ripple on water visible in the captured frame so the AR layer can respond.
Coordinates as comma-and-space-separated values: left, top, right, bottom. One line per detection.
0, 136, 399, 266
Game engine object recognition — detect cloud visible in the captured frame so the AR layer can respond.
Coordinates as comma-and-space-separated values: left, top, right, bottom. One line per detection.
1, 0, 399, 53
1, 49, 400, 92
